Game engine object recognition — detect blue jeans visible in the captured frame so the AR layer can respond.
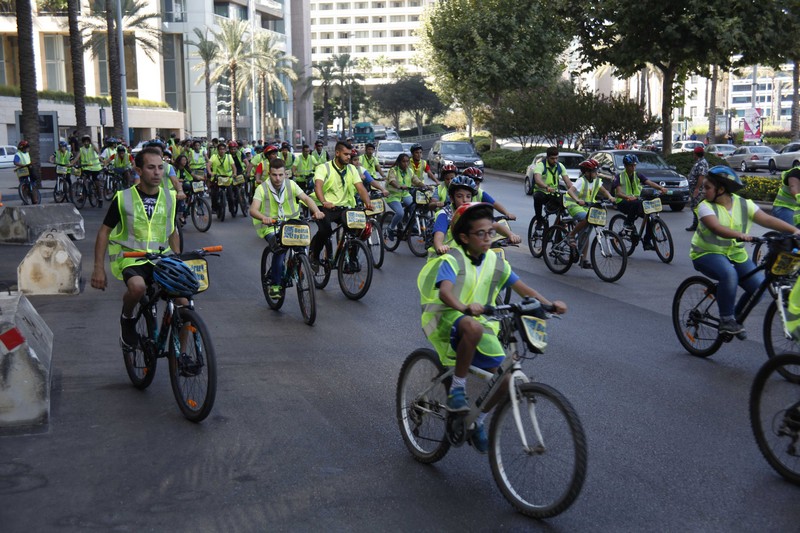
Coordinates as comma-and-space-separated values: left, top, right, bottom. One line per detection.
772, 205, 797, 227
265, 233, 285, 286
387, 195, 413, 230
692, 253, 764, 318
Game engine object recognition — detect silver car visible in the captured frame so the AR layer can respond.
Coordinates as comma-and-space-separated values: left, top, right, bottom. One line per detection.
375, 140, 406, 169
706, 144, 737, 159
767, 142, 800, 174
524, 151, 583, 195
725, 145, 777, 172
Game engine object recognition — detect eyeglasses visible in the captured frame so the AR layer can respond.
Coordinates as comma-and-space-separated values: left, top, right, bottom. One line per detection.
469, 229, 497, 240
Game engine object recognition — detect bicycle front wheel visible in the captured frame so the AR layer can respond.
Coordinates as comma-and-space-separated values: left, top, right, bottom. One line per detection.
103, 174, 116, 201
261, 246, 286, 310
489, 382, 587, 519
609, 214, 635, 256
71, 179, 86, 209
53, 178, 68, 203
591, 229, 627, 283
380, 212, 400, 251
396, 348, 451, 463
672, 276, 722, 357
542, 225, 573, 275
18, 181, 32, 205
764, 300, 800, 383
407, 216, 429, 257
191, 197, 212, 232
313, 239, 333, 289
123, 301, 158, 389
366, 219, 385, 269
295, 253, 317, 326
337, 238, 373, 300
651, 218, 674, 264
168, 307, 217, 423
217, 190, 226, 221
750, 354, 800, 484
527, 217, 546, 258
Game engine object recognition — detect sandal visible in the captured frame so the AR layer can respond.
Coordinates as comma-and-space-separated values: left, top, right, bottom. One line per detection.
580, 260, 592, 269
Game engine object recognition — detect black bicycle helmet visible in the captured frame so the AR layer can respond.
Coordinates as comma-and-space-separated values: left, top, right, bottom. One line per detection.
706, 165, 744, 193
153, 256, 200, 297
448, 175, 478, 197
410, 143, 423, 153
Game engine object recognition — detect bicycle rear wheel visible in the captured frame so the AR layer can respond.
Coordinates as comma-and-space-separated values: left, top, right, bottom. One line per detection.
764, 300, 800, 383
489, 382, 587, 519
103, 173, 116, 201
261, 246, 286, 310
313, 239, 333, 289
651, 218, 674, 263
237, 185, 249, 217
591, 229, 627, 283
295, 254, 316, 325
750, 354, 800, 485
18, 181, 32, 205
123, 301, 158, 389
527, 217, 546, 258
88, 181, 99, 207
168, 307, 217, 422
337, 238, 373, 300
542, 225, 573, 275
396, 348, 451, 464
366, 219, 385, 269
191, 197, 212, 232
609, 214, 635, 256
672, 276, 723, 357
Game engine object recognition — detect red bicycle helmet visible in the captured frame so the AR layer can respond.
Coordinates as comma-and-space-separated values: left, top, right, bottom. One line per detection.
462, 166, 483, 181
264, 143, 280, 155
578, 158, 600, 172
227, 140, 238, 149
440, 163, 458, 177
17, 140, 29, 149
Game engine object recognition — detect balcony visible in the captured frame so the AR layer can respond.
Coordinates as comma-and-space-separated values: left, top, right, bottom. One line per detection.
255, 0, 283, 20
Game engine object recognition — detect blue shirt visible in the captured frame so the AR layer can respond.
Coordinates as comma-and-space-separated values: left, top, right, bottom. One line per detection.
433, 210, 450, 235
478, 190, 495, 205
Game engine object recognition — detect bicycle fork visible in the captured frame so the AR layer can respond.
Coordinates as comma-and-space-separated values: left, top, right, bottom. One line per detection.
507, 367, 546, 454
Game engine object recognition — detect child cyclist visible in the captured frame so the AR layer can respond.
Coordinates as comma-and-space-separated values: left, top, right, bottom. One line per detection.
563, 158, 615, 269
249, 158, 325, 298
418, 202, 567, 453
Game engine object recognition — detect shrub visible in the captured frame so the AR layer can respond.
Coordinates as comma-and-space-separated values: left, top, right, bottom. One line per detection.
0, 84, 170, 108
663, 151, 728, 176
739, 175, 780, 202
482, 148, 550, 174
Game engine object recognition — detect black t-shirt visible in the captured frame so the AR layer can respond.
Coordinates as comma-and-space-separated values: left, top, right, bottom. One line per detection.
102, 188, 161, 229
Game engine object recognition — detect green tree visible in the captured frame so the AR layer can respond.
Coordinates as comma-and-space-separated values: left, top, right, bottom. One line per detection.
187, 28, 219, 140
253, 33, 297, 141
67, 0, 87, 136
331, 53, 363, 135
210, 18, 252, 142
313, 60, 337, 141
17, 0, 39, 174
373, 55, 389, 78
401, 75, 445, 135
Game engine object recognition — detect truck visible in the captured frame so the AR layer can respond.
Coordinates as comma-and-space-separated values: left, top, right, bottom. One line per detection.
353, 122, 388, 145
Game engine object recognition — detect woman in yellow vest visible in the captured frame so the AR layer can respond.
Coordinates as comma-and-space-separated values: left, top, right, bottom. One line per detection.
563, 159, 614, 268
690, 166, 800, 336
386, 152, 427, 238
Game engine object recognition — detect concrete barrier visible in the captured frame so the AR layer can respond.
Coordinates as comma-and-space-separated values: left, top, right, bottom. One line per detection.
18, 231, 82, 295
0, 291, 53, 427
0, 204, 85, 245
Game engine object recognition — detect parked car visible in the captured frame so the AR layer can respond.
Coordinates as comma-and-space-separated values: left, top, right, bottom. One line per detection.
428, 141, 484, 175
375, 140, 406, 169
385, 129, 400, 141
725, 145, 777, 172
767, 142, 800, 174
523, 151, 583, 195
0, 145, 18, 168
590, 149, 691, 211
402, 142, 414, 154
706, 144, 737, 159
672, 140, 706, 153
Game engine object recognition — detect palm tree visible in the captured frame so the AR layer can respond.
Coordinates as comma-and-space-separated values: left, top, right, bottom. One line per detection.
708, 65, 718, 139
67, 0, 87, 136
210, 19, 252, 142
373, 55, 389, 79
332, 53, 363, 135
356, 56, 372, 78
187, 28, 220, 140
104, 0, 122, 137
253, 33, 297, 140
16, 0, 39, 175
313, 60, 336, 142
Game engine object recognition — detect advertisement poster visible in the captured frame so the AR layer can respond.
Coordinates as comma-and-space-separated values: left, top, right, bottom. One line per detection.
743, 108, 762, 143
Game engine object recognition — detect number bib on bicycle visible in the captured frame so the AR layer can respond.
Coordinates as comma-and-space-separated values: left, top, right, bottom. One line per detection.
418, 247, 511, 366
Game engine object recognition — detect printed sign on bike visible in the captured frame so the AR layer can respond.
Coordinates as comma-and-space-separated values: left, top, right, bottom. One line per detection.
217, 175, 233, 186
16, 166, 30, 178
521, 316, 548, 351
642, 198, 662, 214
56, 165, 69, 175
365, 198, 385, 215
345, 210, 367, 229
280, 223, 311, 246
192, 181, 205, 193
233, 174, 245, 185
587, 207, 607, 226
415, 190, 431, 205
770, 251, 800, 277
191, 169, 205, 180
184, 258, 209, 292
492, 219, 512, 243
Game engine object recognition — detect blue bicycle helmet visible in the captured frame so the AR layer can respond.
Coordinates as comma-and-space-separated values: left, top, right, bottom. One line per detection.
622, 154, 639, 166
153, 256, 200, 297
58, 140, 68, 148
706, 165, 743, 193
448, 175, 478, 197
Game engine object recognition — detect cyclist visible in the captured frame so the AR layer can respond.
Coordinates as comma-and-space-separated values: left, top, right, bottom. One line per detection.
386, 152, 427, 239
99, 137, 118, 165
771, 167, 800, 228
293, 143, 316, 193
108, 145, 134, 187
206, 142, 235, 210
311, 139, 329, 168
309, 141, 374, 267
464, 166, 517, 221
690, 166, 800, 336
187, 139, 208, 182
13, 140, 37, 197
563, 158, 615, 268
254, 144, 280, 185
71, 134, 104, 207
50, 140, 73, 187
91, 146, 180, 350
532, 146, 573, 226
685, 146, 708, 231
433, 163, 458, 208
362, 142, 385, 180
417, 202, 567, 452
278, 141, 296, 180
613, 153, 668, 247
350, 150, 389, 197
249, 158, 325, 298
409, 144, 440, 186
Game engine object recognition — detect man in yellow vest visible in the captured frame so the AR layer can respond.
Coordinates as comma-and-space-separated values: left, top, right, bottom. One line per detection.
311, 139, 329, 168
417, 202, 566, 452
409, 143, 440, 186
71, 134, 105, 207
362, 142, 385, 180
91, 146, 179, 350
293, 143, 316, 192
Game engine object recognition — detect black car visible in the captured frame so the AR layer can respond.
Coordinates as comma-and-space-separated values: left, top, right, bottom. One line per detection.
590, 150, 690, 211
428, 141, 484, 174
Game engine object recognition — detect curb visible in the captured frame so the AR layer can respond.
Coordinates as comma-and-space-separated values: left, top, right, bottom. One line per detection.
485, 168, 524, 182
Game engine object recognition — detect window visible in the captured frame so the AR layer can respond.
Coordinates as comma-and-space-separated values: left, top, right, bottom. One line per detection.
310, 18, 316, 24
690, 106, 697, 117
95, 33, 109, 95
391, 30, 404, 37
408, 14, 419, 21
0, 39, 6, 86
356, 45, 368, 53
373, 16, 385, 23
392, 58, 404, 65
354, 31, 368, 38
319, 17, 333, 24
337, 2, 350, 8
372, 1, 385, 7
43, 35, 66, 91
213, 2, 228, 17
311, 33, 317, 39
163, 34, 184, 111
391, 44, 404, 52
322, 46, 334, 54
311, 47, 317, 54
408, 43, 416, 51
338, 46, 352, 53
319, 3, 333, 10
373, 44, 386, 52
236, 5, 247, 20
732, 96, 751, 104
408, 0, 420, 5
339, 32, 350, 39
390, 15, 404, 22
355, 2, 367, 7
338, 17, 349, 24
733, 85, 750, 92
372, 30, 385, 38
355, 16, 368, 23
320, 32, 333, 39
390, 0, 403, 6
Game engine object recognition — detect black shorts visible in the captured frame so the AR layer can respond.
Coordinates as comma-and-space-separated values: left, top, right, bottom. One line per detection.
122, 262, 155, 285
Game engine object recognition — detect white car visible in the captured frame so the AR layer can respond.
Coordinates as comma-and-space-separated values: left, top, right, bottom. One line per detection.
672, 140, 706, 153
768, 141, 800, 174
0, 145, 18, 168
524, 151, 583, 195
375, 140, 406, 169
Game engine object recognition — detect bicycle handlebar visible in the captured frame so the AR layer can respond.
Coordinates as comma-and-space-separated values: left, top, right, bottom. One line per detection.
482, 298, 557, 320
122, 245, 223, 259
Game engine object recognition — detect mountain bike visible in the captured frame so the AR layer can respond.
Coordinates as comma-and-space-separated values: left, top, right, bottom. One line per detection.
53, 165, 73, 203
380, 187, 435, 258
672, 234, 800, 380
233, 173, 249, 217
121, 245, 222, 422
750, 353, 800, 485
357, 190, 386, 269
16, 169, 41, 205
102, 166, 126, 201
609, 189, 674, 263
71, 167, 103, 209
178, 180, 212, 233
260, 219, 317, 325
527, 192, 565, 258
396, 299, 587, 518
542, 202, 628, 283
313, 207, 374, 300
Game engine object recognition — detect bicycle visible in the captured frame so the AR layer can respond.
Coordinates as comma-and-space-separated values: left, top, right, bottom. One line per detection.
672, 233, 800, 379
16, 168, 41, 205
609, 189, 674, 263
749, 353, 800, 485
53, 164, 73, 203
179, 180, 212, 233
211, 175, 236, 221
380, 187, 435, 258
396, 298, 587, 518
260, 219, 317, 325
232, 173, 250, 217
527, 192, 565, 259
102, 166, 126, 201
356, 190, 386, 269
71, 167, 103, 209
542, 201, 628, 283
121, 245, 222, 422
312, 207, 374, 300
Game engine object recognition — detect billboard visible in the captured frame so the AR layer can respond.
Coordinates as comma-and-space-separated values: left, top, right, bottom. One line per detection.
743, 108, 762, 143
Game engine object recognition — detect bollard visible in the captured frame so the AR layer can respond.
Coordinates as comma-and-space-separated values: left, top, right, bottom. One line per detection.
0, 204, 85, 244
18, 231, 82, 295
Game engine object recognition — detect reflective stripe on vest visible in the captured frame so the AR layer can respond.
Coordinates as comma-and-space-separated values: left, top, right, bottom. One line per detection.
80, 146, 102, 170
689, 196, 752, 262
189, 150, 207, 170
615, 170, 641, 203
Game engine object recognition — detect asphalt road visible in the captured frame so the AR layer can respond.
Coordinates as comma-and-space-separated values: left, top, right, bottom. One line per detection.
2, 174, 800, 531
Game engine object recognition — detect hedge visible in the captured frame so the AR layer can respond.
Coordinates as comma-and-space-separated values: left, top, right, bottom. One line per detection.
0, 84, 170, 108
739, 175, 780, 202
663, 152, 729, 175
482, 148, 549, 174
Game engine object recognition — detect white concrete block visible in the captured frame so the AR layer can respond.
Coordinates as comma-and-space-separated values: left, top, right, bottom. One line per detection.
18, 231, 82, 295
0, 204, 85, 245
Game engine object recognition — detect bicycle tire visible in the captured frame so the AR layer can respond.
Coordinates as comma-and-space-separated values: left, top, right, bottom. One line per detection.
527, 217, 546, 258
123, 301, 158, 389
18, 181, 31, 205
380, 212, 401, 251
261, 246, 286, 310
489, 382, 587, 519
313, 239, 333, 289
366, 218, 385, 269
407, 215, 429, 257
672, 276, 722, 357
229, 187, 239, 217
191, 197, 212, 232
103, 173, 116, 201
71, 180, 86, 209
53, 178, 67, 203
337, 238, 373, 300
396, 348, 451, 464
542, 225, 573, 275
591, 229, 627, 283
763, 300, 800, 383
749, 353, 800, 485
651, 218, 674, 264
167, 307, 217, 422
609, 214, 636, 256
237, 185, 249, 217
88, 181, 99, 207
295, 253, 317, 326
752, 241, 766, 266
217, 190, 226, 221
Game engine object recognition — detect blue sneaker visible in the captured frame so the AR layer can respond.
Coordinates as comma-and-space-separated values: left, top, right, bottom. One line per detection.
469, 422, 488, 454
447, 387, 469, 412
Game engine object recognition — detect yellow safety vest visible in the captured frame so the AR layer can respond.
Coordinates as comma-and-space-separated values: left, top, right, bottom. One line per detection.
252, 181, 302, 238
564, 177, 602, 217
689, 196, 754, 263
615, 170, 642, 204
80, 146, 102, 171
387, 166, 413, 203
